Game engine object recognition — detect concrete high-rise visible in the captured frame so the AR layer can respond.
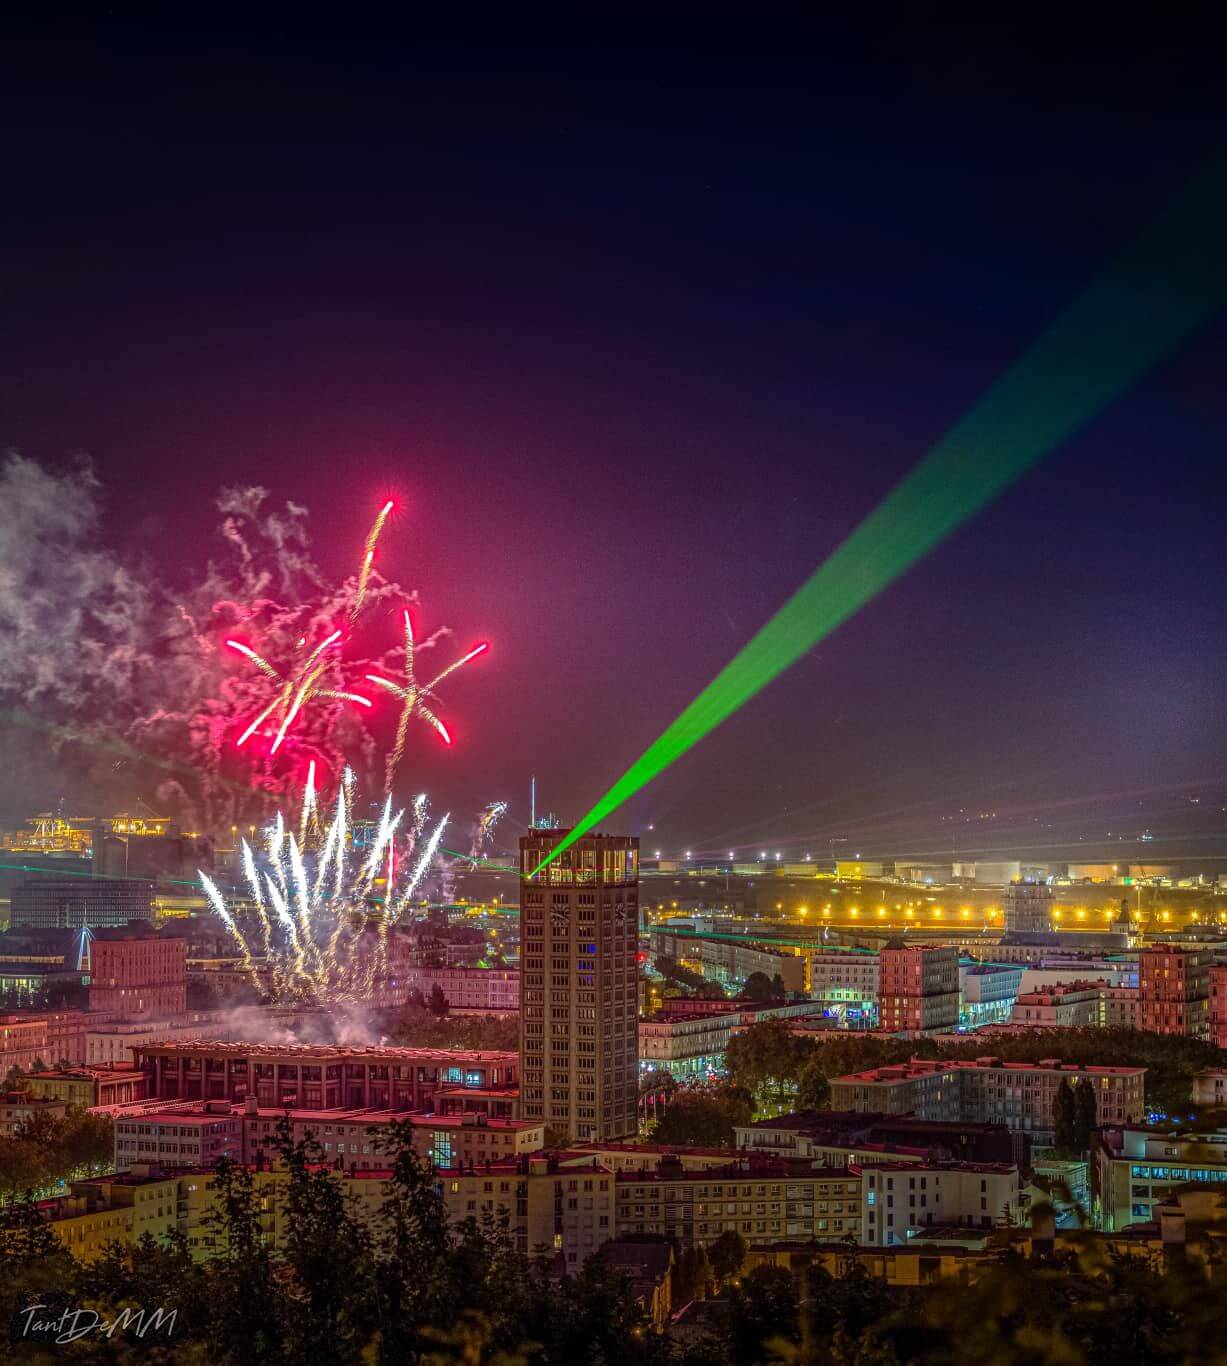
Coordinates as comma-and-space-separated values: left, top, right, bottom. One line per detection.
87, 924, 187, 1016
1138, 947, 1211, 1039
1003, 881, 1054, 935
518, 829, 639, 1141
9, 878, 154, 929
878, 944, 959, 1035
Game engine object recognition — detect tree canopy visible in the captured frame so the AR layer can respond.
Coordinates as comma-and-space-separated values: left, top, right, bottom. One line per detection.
381, 1004, 517, 1051
651, 1086, 753, 1147
0, 1109, 113, 1198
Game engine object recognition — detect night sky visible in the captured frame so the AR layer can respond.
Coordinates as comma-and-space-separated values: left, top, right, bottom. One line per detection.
3, 14, 1226, 862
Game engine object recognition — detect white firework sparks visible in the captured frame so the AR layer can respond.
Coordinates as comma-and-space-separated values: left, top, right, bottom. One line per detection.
201, 777, 453, 1002
468, 800, 508, 867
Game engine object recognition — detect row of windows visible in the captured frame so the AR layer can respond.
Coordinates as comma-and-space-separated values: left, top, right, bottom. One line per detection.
1129, 1164, 1227, 1182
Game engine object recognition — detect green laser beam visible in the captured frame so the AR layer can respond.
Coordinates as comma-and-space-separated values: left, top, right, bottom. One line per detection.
0, 860, 200, 889
440, 847, 520, 874
533, 158, 1227, 877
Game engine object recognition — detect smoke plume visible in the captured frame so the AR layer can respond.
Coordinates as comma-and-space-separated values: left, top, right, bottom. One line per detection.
0, 452, 450, 828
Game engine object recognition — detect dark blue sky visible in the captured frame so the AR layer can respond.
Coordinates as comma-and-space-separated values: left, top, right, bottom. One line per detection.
3, 12, 1225, 860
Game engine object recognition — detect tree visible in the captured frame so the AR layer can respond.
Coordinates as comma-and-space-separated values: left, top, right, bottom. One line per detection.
0, 1189, 62, 1265
651, 1087, 752, 1146
1053, 1076, 1077, 1151
796, 1057, 832, 1111
654, 954, 709, 994
382, 1002, 517, 1050
204, 1155, 285, 1364
721, 1264, 800, 1366
724, 1019, 817, 1111
708, 1229, 747, 1282
59, 1109, 114, 1177
800, 1254, 894, 1351
270, 1117, 377, 1364
1074, 1077, 1098, 1151
428, 983, 449, 1016
742, 971, 777, 1002
674, 1243, 712, 1303
367, 1117, 471, 1359
0, 1190, 79, 1361
76, 1230, 213, 1347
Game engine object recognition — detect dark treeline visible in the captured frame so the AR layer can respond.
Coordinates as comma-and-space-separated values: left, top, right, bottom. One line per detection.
0, 1107, 113, 1197
5, 1133, 1227, 1364
724, 1023, 1227, 1118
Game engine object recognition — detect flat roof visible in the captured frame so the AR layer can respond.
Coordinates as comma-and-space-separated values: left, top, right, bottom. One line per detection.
132, 1040, 516, 1062
833, 1056, 1146, 1083
27, 1065, 142, 1081
438, 1086, 519, 1098
567, 1141, 734, 1158
113, 1105, 241, 1123
741, 1111, 1014, 1138
73, 1170, 179, 1188
853, 1159, 1016, 1175
615, 1159, 853, 1183
109, 1100, 538, 1130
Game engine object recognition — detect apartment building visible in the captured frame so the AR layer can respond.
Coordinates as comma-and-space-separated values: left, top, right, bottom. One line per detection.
878, 946, 959, 1035
1208, 965, 1227, 1048
132, 1040, 518, 1110
858, 1160, 1021, 1247
1138, 947, 1211, 1039
830, 1056, 1146, 1138
614, 1156, 862, 1249
113, 1100, 243, 1169
1097, 1126, 1227, 1232
87, 925, 187, 1016
110, 1097, 543, 1174
398, 966, 519, 1012
1008, 979, 1140, 1030
803, 951, 880, 1009
442, 1155, 615, 1266
43, 1169, 181, 1262
639, 1001, 821, 1078
647, 928, 807, 994
26, 1063, 149, 1108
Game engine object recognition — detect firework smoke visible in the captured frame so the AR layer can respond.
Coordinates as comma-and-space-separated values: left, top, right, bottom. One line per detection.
0, 453, 482, 827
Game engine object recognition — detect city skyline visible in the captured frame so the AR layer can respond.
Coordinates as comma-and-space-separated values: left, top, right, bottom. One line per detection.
2, 14, 1227, 1364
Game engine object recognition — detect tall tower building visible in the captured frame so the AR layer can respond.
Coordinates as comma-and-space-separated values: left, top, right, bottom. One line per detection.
519, 830, 640, 1141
